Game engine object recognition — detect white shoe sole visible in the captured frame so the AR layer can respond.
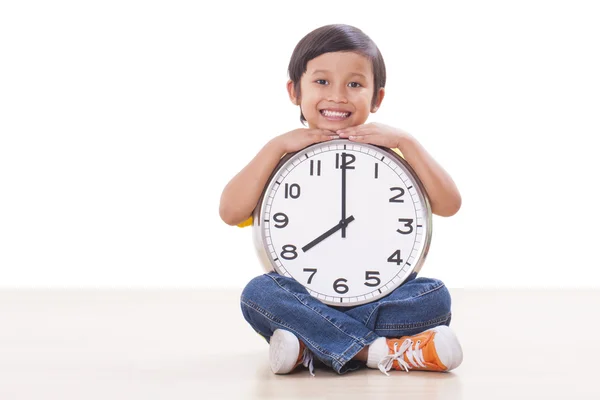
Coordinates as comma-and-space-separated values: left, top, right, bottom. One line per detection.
270, 329, 300, 374
428, 325, 463, 371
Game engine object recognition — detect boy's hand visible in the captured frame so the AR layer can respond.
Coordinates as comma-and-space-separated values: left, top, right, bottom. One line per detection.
275, 128, 338, 154
336, 123, 411, 149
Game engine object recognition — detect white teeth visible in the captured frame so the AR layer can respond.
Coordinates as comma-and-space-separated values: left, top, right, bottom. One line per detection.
321, 110, 350, 118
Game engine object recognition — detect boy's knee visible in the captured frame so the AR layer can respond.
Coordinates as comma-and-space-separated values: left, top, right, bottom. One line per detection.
429, 280, 452, 319
435, 281, 452, 316
241, 273, 277, 304
412, 277, 452, 317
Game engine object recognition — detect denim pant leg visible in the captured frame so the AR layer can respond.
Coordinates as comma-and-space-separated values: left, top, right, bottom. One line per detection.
240, 272, 380, 374
341, 275, 452, 338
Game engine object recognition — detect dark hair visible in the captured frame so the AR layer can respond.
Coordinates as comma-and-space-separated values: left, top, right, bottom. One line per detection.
287, 24, 387, 125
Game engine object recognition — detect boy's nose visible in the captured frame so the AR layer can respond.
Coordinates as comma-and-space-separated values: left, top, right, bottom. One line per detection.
327, 85, 348, 103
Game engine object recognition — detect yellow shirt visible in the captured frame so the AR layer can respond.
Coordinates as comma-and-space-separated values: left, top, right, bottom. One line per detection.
236, 147, 405, 228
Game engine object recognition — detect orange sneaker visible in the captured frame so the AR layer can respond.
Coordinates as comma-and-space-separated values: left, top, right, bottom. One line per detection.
368, 325, 463, 376
270, 329, 315, 376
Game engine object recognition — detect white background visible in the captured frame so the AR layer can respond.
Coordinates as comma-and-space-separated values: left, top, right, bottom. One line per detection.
1, 0, 598, 288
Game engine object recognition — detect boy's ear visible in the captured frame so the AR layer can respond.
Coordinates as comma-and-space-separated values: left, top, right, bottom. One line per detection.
287, 79, 299, 105
371, 87, 385, 112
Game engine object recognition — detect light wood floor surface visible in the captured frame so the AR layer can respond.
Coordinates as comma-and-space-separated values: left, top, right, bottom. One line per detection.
1, 288, 598, 399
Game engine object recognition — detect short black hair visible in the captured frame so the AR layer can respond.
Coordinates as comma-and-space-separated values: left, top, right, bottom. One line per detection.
287, 24, 387, 125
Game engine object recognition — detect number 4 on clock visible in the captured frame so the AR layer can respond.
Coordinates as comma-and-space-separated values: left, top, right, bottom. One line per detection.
388, 250, 403, 265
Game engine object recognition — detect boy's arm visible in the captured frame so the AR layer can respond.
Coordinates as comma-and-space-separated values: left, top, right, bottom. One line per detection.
219, 138, 285, 226
219, 128, 337, 226
396, 133, 462, 217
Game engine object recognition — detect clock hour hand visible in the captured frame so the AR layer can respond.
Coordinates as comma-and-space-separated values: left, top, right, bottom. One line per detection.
302, 215, 355, 253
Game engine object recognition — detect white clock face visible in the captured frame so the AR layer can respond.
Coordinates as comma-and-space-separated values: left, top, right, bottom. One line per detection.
256, 140, 431, 306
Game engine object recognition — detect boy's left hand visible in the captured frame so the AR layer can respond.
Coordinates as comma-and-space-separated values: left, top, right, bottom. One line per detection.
337, 122, 410, 149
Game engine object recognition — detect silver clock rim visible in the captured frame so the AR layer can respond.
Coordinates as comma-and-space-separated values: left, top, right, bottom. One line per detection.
252, 139, 432, 307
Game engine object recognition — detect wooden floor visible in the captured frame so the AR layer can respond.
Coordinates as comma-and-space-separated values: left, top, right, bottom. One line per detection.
1, 288, 599, 399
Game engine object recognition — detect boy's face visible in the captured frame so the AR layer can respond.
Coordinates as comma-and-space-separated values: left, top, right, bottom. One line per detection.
287, 51, 384, 131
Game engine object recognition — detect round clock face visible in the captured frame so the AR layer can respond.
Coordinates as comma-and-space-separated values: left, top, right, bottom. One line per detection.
253, 139, 431, 306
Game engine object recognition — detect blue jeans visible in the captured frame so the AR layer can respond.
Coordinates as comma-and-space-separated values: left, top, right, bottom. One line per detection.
240, 271, 452, 374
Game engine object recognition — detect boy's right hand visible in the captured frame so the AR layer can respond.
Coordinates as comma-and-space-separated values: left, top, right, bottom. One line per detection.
275, 128, 338, 154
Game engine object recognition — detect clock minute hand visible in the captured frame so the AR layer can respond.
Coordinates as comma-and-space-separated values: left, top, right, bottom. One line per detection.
302, 215, 355, 253
341, 153, 347, 238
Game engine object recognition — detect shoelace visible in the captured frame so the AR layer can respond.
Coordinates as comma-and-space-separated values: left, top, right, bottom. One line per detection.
377, 339, 426, 376
302, 347, 315, 377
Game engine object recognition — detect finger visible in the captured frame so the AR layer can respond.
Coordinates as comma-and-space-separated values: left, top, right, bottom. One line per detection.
322, 129, 338, 136
336, 127, 356, 137
310, 130, 338, 142
309, 129, 335, 136
312, 132, 338, 142
321, 131, 339, 140
338, 125, 371, 137
344, 130, 374, 139
347, 134, 386, 146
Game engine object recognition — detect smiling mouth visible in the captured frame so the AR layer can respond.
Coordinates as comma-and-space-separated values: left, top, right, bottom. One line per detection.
320, 109, 351, 120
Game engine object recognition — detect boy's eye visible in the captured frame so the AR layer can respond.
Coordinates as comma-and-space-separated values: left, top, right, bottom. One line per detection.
315, 80, 362, 87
